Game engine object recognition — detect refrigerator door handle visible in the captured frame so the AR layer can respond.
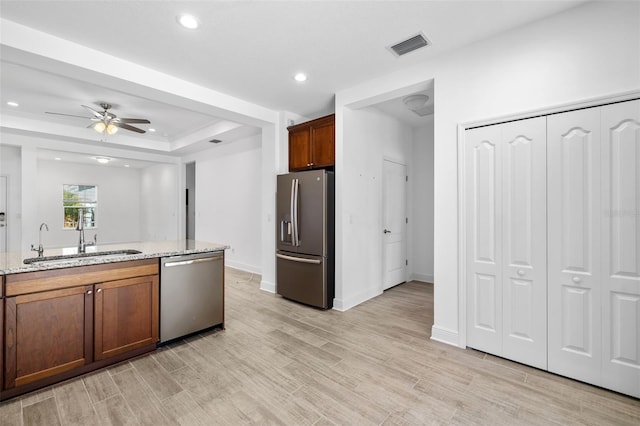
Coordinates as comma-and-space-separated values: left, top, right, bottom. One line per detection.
276, 253, 322, 264
290, 179, 296, 246
292, 178, 300, 246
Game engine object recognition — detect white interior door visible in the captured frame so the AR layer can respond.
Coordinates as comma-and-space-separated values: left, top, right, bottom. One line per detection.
600, 99, 640, 398
547, 107, 602, 383
0, 176, 6, 252
501, 117, 547, 369
466, 124, 503, 355
382, 160, 407, 290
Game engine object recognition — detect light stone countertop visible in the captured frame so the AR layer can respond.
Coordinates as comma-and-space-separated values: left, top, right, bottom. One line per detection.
0, 240, 229, 274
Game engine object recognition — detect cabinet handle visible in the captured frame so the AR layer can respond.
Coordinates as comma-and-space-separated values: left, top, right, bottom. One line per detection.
87, 290, 92, 295
96, 288, 102, 293
572, 276, 582, 283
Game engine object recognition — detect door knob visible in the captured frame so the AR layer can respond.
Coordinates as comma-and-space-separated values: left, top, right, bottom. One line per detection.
517, 269, 525, 276
383, 229, 391, 234
572, 276, 582, 283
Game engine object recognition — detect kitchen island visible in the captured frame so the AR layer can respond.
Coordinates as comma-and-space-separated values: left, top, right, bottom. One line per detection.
0, 240, 228, 401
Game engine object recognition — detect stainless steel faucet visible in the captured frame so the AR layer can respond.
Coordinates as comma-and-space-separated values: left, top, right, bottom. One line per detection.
76, 208, 96, 253
30, 222, 49, 257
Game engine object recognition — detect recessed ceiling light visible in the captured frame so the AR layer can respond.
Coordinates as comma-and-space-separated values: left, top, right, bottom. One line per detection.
7, 101, 19, 107
293, 73, 307, 82
148, 128, 156, 133
177, 14, 199, 29
54, 157, 62, 161
124, 164, 130, 168
93, 156, 111, 164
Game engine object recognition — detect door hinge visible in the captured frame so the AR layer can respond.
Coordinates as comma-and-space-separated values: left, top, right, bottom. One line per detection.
406, 259, 408, 266
406, 217, 408, 224
406, 175, 408, 182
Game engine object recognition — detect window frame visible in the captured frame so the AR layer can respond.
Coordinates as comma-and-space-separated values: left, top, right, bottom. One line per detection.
63, 184, 98, 230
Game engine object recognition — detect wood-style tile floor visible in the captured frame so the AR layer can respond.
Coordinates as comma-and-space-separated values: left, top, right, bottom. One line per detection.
1, 268, 639, 425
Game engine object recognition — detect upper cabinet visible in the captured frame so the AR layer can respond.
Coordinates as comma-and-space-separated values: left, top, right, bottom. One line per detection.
288, 114, 335, 171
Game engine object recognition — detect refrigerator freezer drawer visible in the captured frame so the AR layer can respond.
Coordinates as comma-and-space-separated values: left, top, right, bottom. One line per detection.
276, 252, 331, 309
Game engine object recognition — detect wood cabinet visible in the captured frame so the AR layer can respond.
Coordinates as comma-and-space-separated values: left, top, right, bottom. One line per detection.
4, 285, 93, 389
288, 114, 335, 171
2, 259, 159, 398
94, 275, 159, 361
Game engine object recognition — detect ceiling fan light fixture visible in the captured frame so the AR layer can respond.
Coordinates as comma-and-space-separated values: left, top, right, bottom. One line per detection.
93, 121, 106, 133
106, 124, 118, 135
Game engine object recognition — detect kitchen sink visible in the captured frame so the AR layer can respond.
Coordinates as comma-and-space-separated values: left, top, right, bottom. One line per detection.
23, 249, 143, 265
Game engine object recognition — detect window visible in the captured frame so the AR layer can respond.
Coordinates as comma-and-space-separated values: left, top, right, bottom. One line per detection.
63, 184, 97, 229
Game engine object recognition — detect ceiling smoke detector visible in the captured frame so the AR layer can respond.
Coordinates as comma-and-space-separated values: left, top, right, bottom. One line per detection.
388, 33, 431, 57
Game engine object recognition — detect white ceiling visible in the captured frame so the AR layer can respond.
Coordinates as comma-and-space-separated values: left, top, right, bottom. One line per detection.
0, 1, 585, 161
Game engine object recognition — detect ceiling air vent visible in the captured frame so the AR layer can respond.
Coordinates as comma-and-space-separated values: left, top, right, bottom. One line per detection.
388, 33, 430, 57
209, 139, 223, 144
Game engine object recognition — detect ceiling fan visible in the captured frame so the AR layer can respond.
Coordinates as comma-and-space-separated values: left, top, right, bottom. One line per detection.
45, 102, 150, 134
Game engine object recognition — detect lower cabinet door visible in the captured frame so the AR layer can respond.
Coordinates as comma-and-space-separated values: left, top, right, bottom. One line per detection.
4, 285, 93, 389
94, 275, 159, 361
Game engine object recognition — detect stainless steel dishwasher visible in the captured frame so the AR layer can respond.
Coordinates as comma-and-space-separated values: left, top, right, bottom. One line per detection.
160, 251, 224, 343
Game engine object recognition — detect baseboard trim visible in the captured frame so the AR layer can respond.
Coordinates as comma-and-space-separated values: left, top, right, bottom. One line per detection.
260, 280, 276, 293
333, 287, 382, 312
430, 325, 462, 348
410, 273, 433, 283
225, 260, 261, 274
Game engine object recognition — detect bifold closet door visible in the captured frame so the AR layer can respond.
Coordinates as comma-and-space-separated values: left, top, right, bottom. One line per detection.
600, 99, 640, 398
547, 107, 602, 384
500, 118, 547, 369
466, 117, 547, 368
466, 124, 503, 355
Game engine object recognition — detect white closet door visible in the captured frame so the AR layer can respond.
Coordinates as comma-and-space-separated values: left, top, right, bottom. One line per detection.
501, 117, 547, 369
547, 108, 602, 383
466, 124, 503, 355
601, 99, 640, 398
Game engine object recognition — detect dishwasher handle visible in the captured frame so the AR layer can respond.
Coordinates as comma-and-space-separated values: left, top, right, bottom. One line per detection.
163, 255, 222, 268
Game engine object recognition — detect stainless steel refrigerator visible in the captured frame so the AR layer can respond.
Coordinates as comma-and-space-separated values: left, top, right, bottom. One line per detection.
276, 169, 334, 309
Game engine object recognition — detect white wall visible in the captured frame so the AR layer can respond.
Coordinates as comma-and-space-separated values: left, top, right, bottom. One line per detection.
185, 135, 262, 273
0, 144, 22, 251
140, 163, 179, 241
410, 119, 434, 283
37, 160, 142, 248
335, 1, 640, 345
336, 106, 413, 309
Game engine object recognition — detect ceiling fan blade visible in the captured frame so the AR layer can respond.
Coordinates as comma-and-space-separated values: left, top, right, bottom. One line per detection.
81, 104, 104, 118
116, 118, 151, 124
113, 122, 146, 133
45, 111, 90, 119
